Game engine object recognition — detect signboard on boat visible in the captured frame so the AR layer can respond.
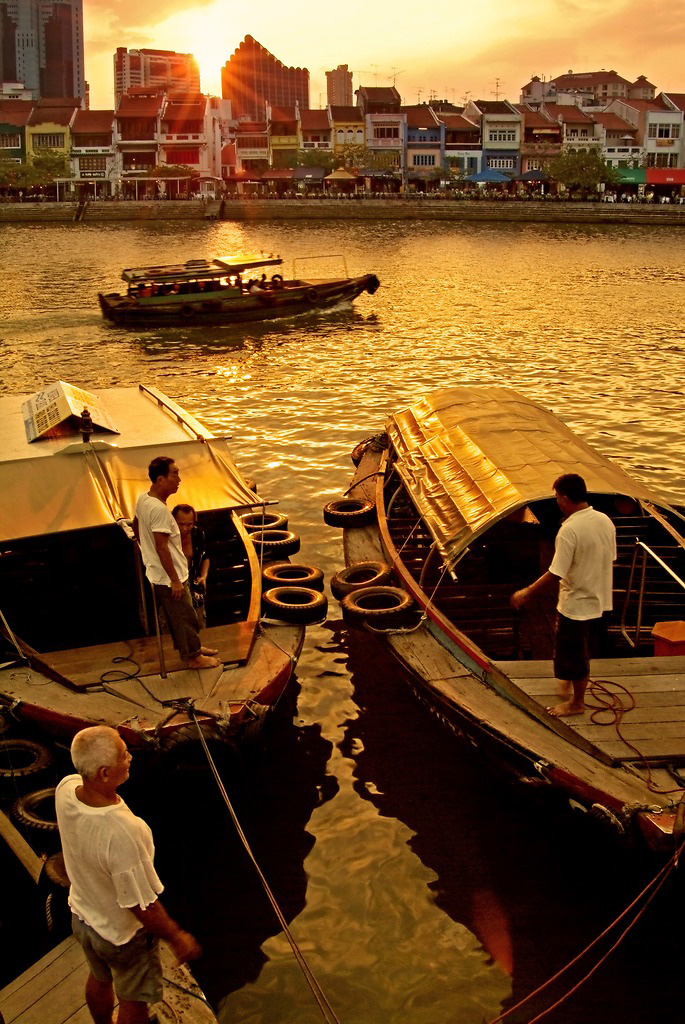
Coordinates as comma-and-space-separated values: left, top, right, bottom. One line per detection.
22, 381, 120, 442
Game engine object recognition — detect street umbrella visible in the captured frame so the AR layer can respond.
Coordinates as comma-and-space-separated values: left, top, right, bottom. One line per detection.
465, 168, 512, 183
519, 169, 549, 182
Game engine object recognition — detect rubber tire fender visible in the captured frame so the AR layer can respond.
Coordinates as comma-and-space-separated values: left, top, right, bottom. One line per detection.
341, 585, 414, 624
0, 738, 54, 786
323, 498, 375, 528
271, 273, 283, 284
262, 562, 325, 592
180, 304, 195, 319
262, 586, 328, 624
331, 561, 393, 600
240, 511, 288, 533
250, 529, 301, 557
12, 786, 58, 833
305, 287, 319, 305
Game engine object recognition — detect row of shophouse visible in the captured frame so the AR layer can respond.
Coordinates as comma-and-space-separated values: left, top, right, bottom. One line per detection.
1, 84, 684, 195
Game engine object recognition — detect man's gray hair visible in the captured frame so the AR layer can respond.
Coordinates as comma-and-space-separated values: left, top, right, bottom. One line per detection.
71, 726, 122, 779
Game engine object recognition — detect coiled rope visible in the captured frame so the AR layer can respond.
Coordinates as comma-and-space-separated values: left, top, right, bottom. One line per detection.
486, 837, 685, 1024
187, 705, 342, 1024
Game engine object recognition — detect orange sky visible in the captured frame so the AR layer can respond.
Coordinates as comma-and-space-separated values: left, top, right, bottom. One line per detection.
84, 0, 685, 110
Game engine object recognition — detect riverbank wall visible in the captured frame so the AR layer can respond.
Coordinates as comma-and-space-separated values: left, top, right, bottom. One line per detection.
1, 198, 685, 227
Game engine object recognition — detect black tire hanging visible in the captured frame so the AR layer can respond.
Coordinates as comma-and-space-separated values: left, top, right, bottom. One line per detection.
0, 738, 54, 788
250, 529, 301, 557
323, 498, 375, 528
262, 586, 328, 624
305, 287, 319, 305
262, 562, 325, 592
331, 561, 393, 600
341, 586, 414, 625
240, 511, 288, 533
12, 786, 59, 834
180, 304, 195, 319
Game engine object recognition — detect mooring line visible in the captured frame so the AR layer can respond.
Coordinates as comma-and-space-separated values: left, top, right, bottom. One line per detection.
486, 838, 684, 1024
188, 707, 342, 1024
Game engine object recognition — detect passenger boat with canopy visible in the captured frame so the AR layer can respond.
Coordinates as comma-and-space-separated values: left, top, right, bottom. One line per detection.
326, 387, 685, 850
0, 381, 327, 750
98, 253, 380, 327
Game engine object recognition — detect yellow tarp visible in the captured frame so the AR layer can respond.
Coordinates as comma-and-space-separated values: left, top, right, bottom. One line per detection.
387, 387, 663, 569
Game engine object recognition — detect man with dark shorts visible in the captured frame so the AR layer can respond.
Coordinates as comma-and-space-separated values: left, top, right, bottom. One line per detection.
55, 726, 201, 1024
133, 456, 219, 670
511, 473, 616, 717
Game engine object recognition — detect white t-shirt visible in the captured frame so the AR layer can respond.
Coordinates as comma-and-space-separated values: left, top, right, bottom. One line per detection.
549, 506, 617, 621
135, 492, 188, 587
55, 775, 164, 945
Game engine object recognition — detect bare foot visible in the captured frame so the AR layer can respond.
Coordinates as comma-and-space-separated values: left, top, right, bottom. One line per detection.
186, 654, 221, 669
547, 701, 584, 717
200, 646, 219, 655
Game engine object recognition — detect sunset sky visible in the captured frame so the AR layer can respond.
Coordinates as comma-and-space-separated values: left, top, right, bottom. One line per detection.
84, 0, 685, 110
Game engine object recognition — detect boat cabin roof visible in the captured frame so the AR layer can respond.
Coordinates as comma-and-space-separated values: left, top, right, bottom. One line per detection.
0, 383, 258, 542
122, 255, 283, 285
387, 386, 667, 569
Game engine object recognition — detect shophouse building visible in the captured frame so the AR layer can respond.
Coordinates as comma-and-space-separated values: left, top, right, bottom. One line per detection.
515, 104, 562, 171
542, 103, 601, 150
70, 107, 115, 183
0, 0, 85, 102
591, 111, 641, 167
298, 107, 332, 153
521, 71, 656, 111
465, 99, 521, 174
438, 110, 480, 175
267, 104, 298, 167
0, 97, 32, 161
329, 105, 365, 154
233, 120, 268, 172
113, 88, 163, 179
113, 48, 200, 106
221, 36, 309, 121
604, 96, 682, 168
357, 86, 406, 170
403, 104, 444, 176
25, 97, 78, 162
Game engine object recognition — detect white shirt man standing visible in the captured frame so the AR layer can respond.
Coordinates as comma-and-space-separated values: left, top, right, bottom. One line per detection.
511, 473, 616, 717
133, 456, 219, 670
55, 726, 201, 1024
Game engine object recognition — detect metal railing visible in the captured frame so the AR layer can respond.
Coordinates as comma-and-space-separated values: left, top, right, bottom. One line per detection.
620, 538, 685, 648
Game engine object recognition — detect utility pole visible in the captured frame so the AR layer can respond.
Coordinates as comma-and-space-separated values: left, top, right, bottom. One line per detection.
491, 77, 504, 100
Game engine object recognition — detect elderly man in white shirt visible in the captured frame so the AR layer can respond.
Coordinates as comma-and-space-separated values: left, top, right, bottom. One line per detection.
55, 726, 201, 1024
511, 473, 616, 717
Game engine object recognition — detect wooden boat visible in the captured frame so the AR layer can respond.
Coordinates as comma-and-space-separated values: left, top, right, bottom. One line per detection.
328, 387, 685, 851
98, 254, 380, 327
0, 381, 325, 750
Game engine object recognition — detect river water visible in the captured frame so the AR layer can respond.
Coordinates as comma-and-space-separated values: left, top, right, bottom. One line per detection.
1, 218, 685, 1023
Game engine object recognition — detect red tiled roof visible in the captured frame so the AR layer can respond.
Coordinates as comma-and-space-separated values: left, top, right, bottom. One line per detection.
329, 106, 363, 122
632, 76, 655, 88
117, 94, 164, 117
472, 100, 516, 114
592, 112, 636, 132
622, 98, 663, 111
163, 101, 205, 120
235, 121, 267, 132
401, 105, 439, 128
438, 113, 479, 131
261, 168, 294, 179
28, 104, 77, 126
662, 93, 685, 112
299, 109, 330, 130
166, 91, 204, 103
543, 103, 593, 123
268, 105, 296, 121
72, 109, 114, 133
0, 100, 33, 126
552, 70, 631, 89
514, 104, 556, 127
357, 86, 400, 102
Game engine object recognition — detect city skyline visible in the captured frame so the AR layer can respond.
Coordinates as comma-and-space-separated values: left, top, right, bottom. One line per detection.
83, 0, 684, 110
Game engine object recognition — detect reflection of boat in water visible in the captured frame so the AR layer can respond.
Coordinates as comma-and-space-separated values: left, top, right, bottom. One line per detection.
0, 381, 324, 749
98, 254, 380, 328
328, 386, 685, 851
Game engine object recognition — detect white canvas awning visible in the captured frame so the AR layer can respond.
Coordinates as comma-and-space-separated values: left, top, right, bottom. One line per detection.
387, 387, 665, 569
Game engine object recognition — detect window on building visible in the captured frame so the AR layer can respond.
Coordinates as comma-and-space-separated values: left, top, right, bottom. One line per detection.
166, 148, 200, 164
0, 133, 21, 148
33, 133, 65, 148
488, 157, 514, 169
488, 129, 516, 142
374, 123, 399, 140
79, 155, 107, 172
413, 154, 435, 166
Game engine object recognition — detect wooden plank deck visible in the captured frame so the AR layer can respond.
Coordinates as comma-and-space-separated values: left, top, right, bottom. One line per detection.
497, 656, 685, 763
0, 935, 217, 1024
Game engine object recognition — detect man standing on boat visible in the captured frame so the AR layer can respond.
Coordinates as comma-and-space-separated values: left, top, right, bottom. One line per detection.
510, 473, 616, 717
56, 725, 201, 1024
133, 456, 220, 669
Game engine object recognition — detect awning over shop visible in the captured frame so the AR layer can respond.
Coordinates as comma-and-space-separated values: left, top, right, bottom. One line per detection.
261, 169, 295, 181
325, 167, 357, 181
465, 168, 512, 183
616, 168, 646, 184
387, 387, 662, 570
293, 166, 326, 180
646, 168, 685, 185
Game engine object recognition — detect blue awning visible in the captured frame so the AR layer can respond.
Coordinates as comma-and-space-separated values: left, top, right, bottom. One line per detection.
465, 168, 512, 183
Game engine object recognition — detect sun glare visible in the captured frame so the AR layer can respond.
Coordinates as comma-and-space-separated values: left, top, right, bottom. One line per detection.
181, 16, 230, 95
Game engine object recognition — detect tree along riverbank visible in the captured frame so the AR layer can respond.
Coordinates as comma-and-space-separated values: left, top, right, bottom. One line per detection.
1, 198, 685, 227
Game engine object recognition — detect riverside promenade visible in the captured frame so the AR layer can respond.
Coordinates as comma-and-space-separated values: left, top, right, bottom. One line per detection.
1, 198, 685, 227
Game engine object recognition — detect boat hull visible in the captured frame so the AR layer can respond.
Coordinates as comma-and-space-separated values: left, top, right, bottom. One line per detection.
99, 275, 380, 327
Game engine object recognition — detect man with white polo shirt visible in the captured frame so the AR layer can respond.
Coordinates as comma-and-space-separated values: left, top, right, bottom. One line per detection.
511, 473, 617, 717
133, 455, 219, 670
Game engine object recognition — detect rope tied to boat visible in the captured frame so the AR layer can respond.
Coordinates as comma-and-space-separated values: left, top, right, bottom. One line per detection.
184, 702, 343, 1024
485, 837, 685, 1024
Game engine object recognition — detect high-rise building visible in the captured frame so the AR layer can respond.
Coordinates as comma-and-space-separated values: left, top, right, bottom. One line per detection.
221, 35, 308, 121
326, 64, 352, 107
0, 0, 85, 101
114, 48, 200, 105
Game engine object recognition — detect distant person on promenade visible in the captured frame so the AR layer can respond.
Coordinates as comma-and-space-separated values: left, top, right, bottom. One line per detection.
172, 504, 210, 628
510, 473, 616, 717
55, 726, 201, 1024
133, 456, 219, 669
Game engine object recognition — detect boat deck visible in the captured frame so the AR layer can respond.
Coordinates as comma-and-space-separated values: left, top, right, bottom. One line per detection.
0, 935, 217, 1024
497, 655, 685, 782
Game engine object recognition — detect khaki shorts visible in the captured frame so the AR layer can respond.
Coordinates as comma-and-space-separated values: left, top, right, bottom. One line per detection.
72, 913, 163, 1004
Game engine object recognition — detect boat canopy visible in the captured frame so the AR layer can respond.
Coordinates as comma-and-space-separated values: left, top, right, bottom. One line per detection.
0, 384, 260, 542
122, 255, 282, 285
387, 387, 664, 569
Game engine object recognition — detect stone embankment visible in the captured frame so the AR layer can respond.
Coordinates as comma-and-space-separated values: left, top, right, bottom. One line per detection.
1, 198, 684, 227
